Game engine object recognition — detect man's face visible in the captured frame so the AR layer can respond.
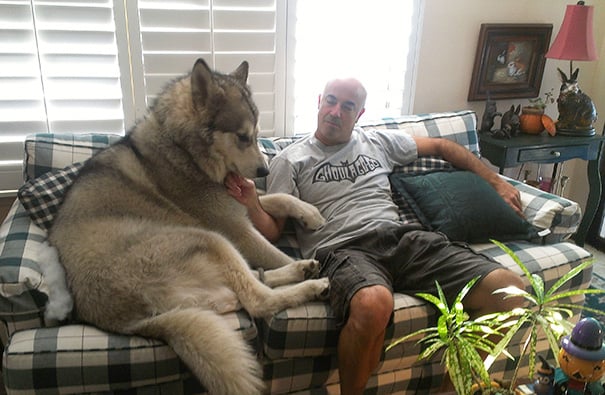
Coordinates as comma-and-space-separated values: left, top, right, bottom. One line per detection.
315, 80, 365, 146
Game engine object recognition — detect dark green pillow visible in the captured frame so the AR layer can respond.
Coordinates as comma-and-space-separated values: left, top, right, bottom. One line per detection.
389, 170, 537, 243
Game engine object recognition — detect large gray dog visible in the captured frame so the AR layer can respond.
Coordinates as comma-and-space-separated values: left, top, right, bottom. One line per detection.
49, 59, 329, 395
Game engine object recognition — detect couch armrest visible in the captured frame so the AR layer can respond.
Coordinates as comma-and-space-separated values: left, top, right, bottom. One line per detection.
505, 177, 581, 243
0, 200, 50, 343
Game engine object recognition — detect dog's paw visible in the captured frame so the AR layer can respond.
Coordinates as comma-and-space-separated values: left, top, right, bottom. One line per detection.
313, 277, 330, 300
299, 259, 321, 279
294, 203, 326, 230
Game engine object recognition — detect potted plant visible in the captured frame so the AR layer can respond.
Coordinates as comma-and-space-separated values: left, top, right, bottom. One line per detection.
387, 277, 505, 394
483, 240, 605, 393
519, 89, 555, 135
388, 240, 605, 394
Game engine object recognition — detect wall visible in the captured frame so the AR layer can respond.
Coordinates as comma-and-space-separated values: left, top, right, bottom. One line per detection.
413, 0, 605, 212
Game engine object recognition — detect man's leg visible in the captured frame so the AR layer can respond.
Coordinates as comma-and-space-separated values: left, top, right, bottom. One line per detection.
338, 285, 393, 395
464, 267, 525, 317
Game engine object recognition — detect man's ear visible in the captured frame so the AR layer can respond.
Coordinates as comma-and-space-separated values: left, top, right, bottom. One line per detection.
356, 108, 366, 122
317, 94, 322, 110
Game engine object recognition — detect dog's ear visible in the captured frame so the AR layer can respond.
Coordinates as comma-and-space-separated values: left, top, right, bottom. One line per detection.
231, 61, 249, 84
191, 58, 214, 108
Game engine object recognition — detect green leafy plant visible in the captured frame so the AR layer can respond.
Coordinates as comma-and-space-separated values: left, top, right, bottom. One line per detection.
483, 240, 605, 392
386, 277, 504, 394
387, 240, 605, 395
526, 88, 555, 110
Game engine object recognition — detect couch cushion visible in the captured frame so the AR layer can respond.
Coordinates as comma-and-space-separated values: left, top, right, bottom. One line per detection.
18, 163, 85, 231
389, 170, 538, 243
0, 200, 49, 344
258, 240, 592, 360
360, 110, 480, 155
23, 133, 122, 181
3, 312, 256, 394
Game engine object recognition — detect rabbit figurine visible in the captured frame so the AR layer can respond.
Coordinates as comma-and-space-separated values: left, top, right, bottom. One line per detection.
555, 68, 598, 135
479, 98, 501, 133
501, 104, 521, 137
489, 105, 520, 139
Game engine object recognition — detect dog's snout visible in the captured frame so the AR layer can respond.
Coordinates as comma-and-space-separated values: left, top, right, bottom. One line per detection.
256, 167, 270, 178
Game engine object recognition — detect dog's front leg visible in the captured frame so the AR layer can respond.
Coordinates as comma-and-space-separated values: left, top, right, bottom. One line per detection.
234, 225, 295, 269
259, 194, 325, 230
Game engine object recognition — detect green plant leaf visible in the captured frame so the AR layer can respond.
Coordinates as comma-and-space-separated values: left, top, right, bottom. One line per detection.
531, 273, 545, 300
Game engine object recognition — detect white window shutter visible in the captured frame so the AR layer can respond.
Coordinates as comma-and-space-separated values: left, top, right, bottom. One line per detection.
135, 0, 280, 136
33, 0, 124, 134
0, 0, 124, 194
0, 1, 47, 193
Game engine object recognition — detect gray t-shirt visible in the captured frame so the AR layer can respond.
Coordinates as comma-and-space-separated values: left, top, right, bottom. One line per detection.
267, 127, 418, 258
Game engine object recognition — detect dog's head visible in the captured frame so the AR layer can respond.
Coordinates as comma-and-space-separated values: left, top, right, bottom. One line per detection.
151, 59, 268, 183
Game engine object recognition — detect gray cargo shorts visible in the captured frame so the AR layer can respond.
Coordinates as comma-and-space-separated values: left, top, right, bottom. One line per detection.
315, 226, 504, 328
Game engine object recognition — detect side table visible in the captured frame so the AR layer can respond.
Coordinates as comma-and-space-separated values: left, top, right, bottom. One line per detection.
478, 132, 605, 247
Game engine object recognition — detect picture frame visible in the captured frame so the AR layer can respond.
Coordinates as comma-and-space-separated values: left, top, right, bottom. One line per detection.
468, 23, 552, 101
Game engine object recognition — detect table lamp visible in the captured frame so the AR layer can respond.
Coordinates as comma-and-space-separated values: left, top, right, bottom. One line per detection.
545, 1, 598, 136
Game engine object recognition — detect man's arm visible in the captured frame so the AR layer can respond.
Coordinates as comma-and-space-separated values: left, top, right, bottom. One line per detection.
413, 136, 523, 216
224, 173, 287, 242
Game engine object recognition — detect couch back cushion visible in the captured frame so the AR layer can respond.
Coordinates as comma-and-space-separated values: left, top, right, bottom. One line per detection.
24, 133, 123, 181
19, 112, 478, 231
359, 110, 479, 155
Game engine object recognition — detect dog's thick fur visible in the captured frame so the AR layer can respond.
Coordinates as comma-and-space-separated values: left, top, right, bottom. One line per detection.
49, 59, 329, 395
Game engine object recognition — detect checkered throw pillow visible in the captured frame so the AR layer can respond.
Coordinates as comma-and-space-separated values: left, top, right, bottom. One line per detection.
17, 162, 85, 231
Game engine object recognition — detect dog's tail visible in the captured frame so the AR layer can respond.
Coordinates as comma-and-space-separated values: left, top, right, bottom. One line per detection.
129, 307, 263, 395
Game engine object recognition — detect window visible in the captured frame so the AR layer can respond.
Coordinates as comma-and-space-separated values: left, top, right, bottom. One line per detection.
131, 0, 282, 135
288, 0, 421, 134
0, 0, 421, 195
0, 0, 124, 195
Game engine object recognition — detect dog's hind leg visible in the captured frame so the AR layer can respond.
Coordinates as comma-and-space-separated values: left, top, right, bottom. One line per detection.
129, 307, 263, 395
199, 236, 329, 316
256, 258, 321, 287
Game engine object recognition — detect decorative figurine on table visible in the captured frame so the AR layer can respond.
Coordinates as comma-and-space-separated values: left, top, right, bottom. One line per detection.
554, 317, 605, 395
490, 104, 521, 139
555, 68, 598, 136
534, 355, 556, 395
516, 355, 556, 395
480, 97, 501, 133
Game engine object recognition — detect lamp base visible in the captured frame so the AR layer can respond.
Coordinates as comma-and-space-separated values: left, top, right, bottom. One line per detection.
555, 126, 596, 137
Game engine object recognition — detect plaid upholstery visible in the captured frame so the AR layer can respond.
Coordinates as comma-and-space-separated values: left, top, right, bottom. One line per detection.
23, 133, 122, 181
360, 110, 480, 155
0, 111, 595, 394
2, 312, 255, 395
259, 241, 592, 394
508, 178, 581, 243
18, 163, 85, 231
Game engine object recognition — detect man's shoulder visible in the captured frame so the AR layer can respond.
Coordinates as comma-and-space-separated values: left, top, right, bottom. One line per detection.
355, 126, 416, 146
275, 134, 313, 157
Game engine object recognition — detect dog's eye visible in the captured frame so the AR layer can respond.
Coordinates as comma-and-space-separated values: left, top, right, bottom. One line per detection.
237, 134, 251, 144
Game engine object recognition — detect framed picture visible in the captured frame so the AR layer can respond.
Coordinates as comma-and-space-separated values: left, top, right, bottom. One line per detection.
468, 24, 552, 101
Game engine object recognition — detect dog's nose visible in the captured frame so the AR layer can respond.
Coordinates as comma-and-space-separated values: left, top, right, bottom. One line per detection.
256, 167, 270, 177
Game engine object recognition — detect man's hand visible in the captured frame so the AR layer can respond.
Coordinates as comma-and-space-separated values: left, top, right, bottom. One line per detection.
225, 173, 259, 208
224, 172, 284, 242
494, 180, 523, 217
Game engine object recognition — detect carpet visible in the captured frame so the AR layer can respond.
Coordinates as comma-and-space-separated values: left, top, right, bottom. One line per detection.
581, 271, 605, 326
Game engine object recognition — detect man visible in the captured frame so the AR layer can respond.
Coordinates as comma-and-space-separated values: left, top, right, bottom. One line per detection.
226, 78, 525, 394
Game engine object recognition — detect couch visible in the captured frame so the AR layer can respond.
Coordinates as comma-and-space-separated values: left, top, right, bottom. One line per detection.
0, 110, 593, 394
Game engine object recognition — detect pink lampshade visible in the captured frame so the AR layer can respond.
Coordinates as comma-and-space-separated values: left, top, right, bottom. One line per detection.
545, 1, 598, 61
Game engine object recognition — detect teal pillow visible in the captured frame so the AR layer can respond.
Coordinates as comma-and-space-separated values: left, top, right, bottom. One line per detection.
389, 170, 538, 243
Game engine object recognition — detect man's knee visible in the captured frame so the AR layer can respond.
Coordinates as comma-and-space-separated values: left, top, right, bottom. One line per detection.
347, 285, 393, 333
468, 269, 525, 313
